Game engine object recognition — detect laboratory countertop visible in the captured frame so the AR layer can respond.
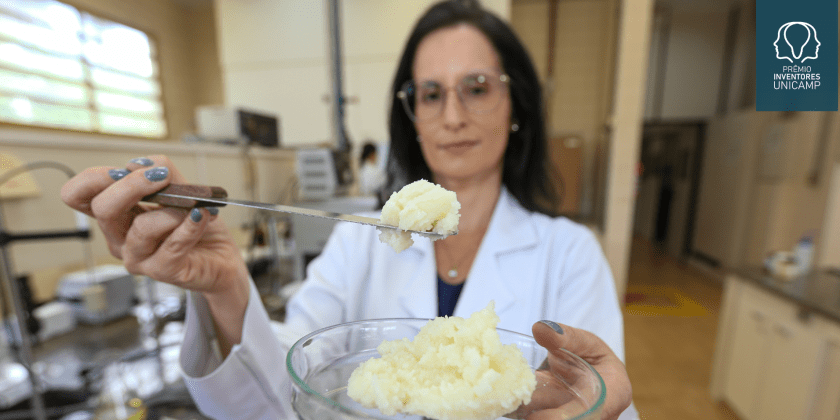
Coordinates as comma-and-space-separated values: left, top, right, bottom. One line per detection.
6, 315, 211, 420
731, 266, 840, 324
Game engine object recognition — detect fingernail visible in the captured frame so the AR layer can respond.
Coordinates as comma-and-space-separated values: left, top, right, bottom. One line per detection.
207, 207, 219, 216
539, 320, 564, 335
108, 169, 130, 181
129, 157, 154, 166
190, 208, 203, 222
144, 167, 168, 182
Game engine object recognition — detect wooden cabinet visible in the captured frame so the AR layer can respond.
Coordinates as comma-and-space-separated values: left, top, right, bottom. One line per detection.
711, 275, 836, 420
809, 318, 840, 420
721, 290, 772, 417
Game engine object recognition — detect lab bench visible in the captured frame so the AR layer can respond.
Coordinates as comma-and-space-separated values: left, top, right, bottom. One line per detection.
710, 268, 840, 420
2, 313, 211, 420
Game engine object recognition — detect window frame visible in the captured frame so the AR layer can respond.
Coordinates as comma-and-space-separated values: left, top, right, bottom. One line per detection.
0, 0, 170, 140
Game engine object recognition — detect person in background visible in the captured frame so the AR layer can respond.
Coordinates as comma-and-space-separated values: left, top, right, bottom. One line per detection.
60, 1, 636, 419
358, 140, 386, 196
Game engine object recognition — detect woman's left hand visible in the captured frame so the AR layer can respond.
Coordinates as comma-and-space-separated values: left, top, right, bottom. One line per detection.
510, 321, 632, 420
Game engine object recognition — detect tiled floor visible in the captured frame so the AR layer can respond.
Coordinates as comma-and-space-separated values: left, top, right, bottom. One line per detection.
624, 237, 741, 420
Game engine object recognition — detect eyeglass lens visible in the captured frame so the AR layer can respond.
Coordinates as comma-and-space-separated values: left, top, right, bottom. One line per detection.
401, 72, 507, 121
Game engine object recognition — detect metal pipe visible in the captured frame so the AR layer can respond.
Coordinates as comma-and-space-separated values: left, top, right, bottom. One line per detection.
0, 206, 47, 420
328, 0, 348, 151
0, 229, 89, 246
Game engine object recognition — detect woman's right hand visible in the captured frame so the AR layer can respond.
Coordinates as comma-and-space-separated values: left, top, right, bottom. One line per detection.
61, 155, 251, 352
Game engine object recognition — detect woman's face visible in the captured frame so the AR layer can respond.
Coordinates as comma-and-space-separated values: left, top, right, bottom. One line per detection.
411, 24, 511, 183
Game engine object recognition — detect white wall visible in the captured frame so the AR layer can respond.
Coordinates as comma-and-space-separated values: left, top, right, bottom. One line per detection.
645, 8, 728, 120
691, 110, 768, 267
214, 0, 509, 148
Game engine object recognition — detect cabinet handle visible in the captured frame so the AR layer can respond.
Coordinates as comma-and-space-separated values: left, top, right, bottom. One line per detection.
751, 311, 769, 333
797, 307, 812, 323
773, 324, 792, 338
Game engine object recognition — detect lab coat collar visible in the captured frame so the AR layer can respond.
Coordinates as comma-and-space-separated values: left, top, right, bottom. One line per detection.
397, 187, 540, 319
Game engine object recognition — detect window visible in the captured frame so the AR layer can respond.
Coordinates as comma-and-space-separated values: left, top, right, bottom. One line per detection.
0, 0, 167, 138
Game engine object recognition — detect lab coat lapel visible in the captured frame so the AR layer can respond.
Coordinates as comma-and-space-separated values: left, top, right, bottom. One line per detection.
455, 189, 539, 319
396, 238, 437, 319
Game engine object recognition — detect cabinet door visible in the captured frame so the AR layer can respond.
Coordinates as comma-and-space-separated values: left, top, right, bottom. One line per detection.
754, 317, 820, 420
724, 296, 772, 419
810, 319, 840, 420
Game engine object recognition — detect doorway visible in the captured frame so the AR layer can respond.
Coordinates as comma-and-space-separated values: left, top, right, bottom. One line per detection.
634, 121, 706, 259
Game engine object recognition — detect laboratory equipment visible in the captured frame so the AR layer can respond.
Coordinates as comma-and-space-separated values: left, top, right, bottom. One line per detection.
0, 160, 90, 420
195, 106, 280, 148
296, 148, 353, 200
56, 265, 136, 324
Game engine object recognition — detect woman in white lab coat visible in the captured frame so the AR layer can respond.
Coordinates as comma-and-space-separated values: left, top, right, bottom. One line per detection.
358, 142, 386, 196
61, 1, 635, 419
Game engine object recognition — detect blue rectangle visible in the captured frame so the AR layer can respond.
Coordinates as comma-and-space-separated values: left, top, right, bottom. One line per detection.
756, 0, 838, 111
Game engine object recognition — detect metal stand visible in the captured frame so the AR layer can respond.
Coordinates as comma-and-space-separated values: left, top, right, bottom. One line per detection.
0, 205, 90, 420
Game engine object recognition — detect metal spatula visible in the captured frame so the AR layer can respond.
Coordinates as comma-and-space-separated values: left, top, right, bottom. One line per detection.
142, 184, 451, 239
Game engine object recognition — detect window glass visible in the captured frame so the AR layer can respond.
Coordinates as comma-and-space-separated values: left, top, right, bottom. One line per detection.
95, 91, 162, 115
0, 95, 93, 130
82, 14, 155, 78
0, 69, 88, 105
0, 42, 85, 80
0, 2, 82, 55
91, 68, 160, 96
100, 113, 166, 137
0, 0, 166, 139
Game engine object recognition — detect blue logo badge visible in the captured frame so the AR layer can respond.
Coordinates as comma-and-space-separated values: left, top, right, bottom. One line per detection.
757, 1, 837, 111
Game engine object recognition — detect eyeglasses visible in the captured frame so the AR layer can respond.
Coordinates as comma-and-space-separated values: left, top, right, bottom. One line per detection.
397, 70, 510, 122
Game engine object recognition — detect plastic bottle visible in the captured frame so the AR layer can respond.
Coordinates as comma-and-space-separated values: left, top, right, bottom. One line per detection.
795, 236, 815, 274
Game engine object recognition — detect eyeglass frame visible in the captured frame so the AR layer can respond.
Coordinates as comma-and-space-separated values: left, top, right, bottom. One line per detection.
396, 70, 511, 122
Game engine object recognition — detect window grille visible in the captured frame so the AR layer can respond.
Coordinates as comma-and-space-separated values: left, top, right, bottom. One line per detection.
0, 0, 167, 138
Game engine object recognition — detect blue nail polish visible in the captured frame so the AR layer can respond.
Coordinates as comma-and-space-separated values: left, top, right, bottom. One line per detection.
539, 320, 564, 335
130, 157, 154, 166
108, 168, 130, 181
207, 207, 219, 216
144, 167, 168, 182
190, 208, 203, 222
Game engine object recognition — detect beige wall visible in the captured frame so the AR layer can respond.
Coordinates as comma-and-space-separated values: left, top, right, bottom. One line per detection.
511, 0, 650, 296
215, 0, 510, 149
511, 0, 617, 217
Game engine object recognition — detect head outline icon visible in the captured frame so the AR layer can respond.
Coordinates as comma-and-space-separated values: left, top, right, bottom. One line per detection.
799, 22, 820, 62
774, 21, 820, 63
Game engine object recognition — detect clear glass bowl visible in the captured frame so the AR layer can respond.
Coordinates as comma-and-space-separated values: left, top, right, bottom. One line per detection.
286, 319, 605, 420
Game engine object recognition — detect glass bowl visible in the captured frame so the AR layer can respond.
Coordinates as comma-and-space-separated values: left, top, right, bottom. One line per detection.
286, 318, 605, 419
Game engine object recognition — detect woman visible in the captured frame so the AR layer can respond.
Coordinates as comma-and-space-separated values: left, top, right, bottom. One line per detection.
358, 141, 385, 196
61, 1, 634, 419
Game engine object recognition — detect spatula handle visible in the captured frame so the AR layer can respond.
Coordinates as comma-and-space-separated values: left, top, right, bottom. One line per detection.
142, 184, 228, 208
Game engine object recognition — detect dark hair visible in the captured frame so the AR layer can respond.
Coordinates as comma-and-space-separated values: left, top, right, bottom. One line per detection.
384, 0, 558, 216
360, 142, 378, 165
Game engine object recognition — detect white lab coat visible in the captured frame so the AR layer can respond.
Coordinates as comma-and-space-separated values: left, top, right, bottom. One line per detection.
179, 188, 637, 419
358, 161, 386, 196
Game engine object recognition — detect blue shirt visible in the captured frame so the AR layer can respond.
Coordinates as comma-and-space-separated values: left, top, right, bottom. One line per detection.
437, 276, 464, 317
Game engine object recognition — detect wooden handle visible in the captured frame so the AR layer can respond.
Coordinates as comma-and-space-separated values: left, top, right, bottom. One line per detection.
142, 184, 228, 208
